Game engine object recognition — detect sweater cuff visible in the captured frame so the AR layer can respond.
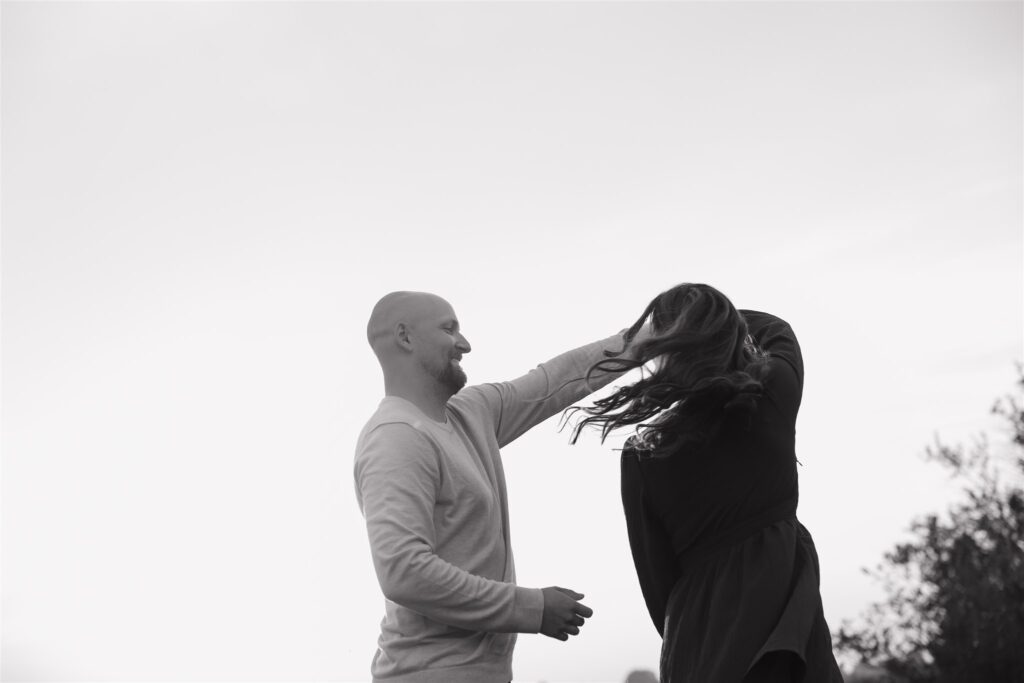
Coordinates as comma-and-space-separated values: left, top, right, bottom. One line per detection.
513, 586, 545, 633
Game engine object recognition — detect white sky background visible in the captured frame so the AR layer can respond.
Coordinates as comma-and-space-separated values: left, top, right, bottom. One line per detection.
2, 1, 1021, 681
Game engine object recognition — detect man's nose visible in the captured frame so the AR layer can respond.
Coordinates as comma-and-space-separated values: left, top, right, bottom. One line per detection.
457, 334, 472, 353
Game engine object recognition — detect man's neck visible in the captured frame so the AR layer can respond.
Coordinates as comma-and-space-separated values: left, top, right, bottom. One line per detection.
384, 381, 450, 423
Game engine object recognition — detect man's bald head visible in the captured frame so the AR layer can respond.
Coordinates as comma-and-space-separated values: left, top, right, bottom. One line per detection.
366, 291, 451, 357
366, 291, 472, 400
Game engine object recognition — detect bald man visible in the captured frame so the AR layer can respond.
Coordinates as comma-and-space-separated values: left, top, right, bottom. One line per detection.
354, 291, 636, 683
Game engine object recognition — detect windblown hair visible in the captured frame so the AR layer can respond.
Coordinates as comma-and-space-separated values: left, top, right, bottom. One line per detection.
568, 283, 769, 457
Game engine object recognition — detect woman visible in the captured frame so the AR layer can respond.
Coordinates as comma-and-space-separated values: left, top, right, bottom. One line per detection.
571, 283, 843, 682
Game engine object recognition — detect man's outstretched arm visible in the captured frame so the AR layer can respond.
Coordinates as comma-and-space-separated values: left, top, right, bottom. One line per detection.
461, 327, 648, 448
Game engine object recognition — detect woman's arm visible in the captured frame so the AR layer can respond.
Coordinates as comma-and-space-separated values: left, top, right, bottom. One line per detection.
740, 310, 804, 414
621, 449, 679, 636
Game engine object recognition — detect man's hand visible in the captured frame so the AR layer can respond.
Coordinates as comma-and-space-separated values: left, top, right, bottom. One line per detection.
540, 586, 593, 641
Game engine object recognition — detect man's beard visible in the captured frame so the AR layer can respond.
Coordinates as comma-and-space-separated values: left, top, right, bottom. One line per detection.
425, 357, 467, 394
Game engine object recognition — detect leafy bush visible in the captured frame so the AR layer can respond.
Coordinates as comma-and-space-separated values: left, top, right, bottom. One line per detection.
835, 368, 1024, 683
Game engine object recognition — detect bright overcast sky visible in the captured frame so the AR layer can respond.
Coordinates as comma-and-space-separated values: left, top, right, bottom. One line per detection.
2, 2, 1021, 682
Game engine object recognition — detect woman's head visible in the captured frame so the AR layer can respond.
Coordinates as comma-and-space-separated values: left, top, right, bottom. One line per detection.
629, 283, 752, 377
571, 283, 768, 456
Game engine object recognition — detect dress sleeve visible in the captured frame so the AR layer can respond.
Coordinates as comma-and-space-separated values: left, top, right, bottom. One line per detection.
455, 332, 630, 448
354, 423, 544, 633
621, 449, 678, 637
740, 309, 804, 410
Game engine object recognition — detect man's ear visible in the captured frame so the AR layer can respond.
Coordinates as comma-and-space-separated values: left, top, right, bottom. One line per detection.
396, 322, 413, 351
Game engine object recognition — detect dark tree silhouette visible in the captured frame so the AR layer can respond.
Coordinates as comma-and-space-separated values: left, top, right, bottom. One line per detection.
835, 367, 1024, 682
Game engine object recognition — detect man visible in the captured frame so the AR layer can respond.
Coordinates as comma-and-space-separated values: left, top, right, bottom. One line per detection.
354, 291, 636, 682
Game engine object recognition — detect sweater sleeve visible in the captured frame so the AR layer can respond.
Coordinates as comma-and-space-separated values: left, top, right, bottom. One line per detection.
354, 422, 545, 633
458, 331, 632, 448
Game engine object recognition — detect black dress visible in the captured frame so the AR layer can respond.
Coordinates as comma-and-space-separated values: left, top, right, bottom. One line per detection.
620, 311, 844, 683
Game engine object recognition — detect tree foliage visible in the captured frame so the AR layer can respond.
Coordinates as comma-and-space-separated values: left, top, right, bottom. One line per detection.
835, 368, 1024, 682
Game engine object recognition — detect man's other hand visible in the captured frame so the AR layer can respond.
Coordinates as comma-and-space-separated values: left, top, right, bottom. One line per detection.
540, 586, 593, 641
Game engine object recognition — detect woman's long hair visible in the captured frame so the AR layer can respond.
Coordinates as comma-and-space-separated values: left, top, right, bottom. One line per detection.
568, 283, 769, 457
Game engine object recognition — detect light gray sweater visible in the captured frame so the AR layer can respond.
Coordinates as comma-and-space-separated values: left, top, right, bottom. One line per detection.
354, 332, 625, 682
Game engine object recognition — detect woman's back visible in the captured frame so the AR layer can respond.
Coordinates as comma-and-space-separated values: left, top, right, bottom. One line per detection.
625, 309, 805, 564
618, 309, 843, 682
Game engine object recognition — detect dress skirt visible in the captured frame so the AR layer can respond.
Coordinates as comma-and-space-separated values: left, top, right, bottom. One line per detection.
660, 520, 844, 683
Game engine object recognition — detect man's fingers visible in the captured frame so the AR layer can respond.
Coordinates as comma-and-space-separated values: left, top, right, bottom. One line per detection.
542, 586, 592, 641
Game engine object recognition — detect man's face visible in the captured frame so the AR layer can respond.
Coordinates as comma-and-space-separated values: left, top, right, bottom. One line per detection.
412, 299, 472, 394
